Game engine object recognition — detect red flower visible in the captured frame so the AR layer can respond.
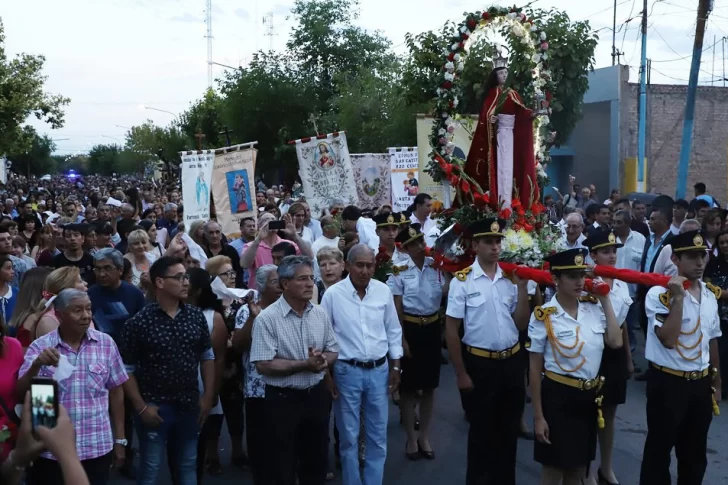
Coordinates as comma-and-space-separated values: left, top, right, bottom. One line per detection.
473, 193, 487, 208
453, 223, 463, 234
523, 223, 534, 232
443, 163, 454, 176
500, 208, 512, 220
448, 174, 460, 186
441, 81, 452, 90
467, 19, 477, 29
531, 202, 545, 215
512, 223, 522, 231
460, 32, 469, 40
460, 180, 471, 193
546, 91, 553, 101
447, 52, 455, 61
482, 193, 491, 205
482, 12, 490, 19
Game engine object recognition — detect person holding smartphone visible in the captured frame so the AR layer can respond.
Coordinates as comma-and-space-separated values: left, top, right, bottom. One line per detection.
16, 288, 129, 485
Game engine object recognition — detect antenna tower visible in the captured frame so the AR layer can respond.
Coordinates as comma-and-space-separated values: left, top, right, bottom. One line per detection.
263, 11, 276, 51
205, 0, 213, 87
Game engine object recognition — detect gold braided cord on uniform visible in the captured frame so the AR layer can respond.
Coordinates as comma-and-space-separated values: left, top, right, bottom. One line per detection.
675, 318, 703, 362
658, 291, 703, 362
543, 314, 586, 373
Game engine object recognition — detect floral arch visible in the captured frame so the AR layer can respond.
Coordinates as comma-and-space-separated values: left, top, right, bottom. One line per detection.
426, 5, 555, 203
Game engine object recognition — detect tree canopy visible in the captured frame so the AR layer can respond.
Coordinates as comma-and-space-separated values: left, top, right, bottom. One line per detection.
0, 19, 69, 156
4, 2, 597, 178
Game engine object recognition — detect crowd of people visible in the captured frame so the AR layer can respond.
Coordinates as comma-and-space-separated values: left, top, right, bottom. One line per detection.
0, 171, 724, 485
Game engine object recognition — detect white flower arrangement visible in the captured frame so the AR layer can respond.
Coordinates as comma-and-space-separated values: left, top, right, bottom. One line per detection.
445, 61, 455, 72
501, 229, 543, 268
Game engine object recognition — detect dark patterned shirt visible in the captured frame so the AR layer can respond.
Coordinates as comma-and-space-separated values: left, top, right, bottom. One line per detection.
120, 303, 213, 410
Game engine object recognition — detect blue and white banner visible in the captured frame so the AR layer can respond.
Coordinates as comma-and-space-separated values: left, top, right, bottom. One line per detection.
180, 150, 215, 232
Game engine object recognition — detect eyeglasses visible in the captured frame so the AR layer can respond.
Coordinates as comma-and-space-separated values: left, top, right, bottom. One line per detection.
162, 273, 190, 282
219, 270, 236, 279
93, 265, 118, 274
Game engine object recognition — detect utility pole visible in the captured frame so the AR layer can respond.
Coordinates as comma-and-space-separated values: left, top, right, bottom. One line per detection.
637, 0, 648, 192
205, 0, 213, 88
723, 37, 726, 87
263, 11, 276, 51
612, 0, 618, 66
675, 0, 712, 199
713, 35, 717, 85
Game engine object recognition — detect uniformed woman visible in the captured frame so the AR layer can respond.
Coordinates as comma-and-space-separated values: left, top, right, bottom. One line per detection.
388, 223, 449, 460
528, 248, 623, 485
584, 230, 634, 485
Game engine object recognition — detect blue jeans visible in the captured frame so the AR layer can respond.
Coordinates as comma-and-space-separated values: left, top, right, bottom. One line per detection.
332, 361, 389, 485
135, 403, 200, 485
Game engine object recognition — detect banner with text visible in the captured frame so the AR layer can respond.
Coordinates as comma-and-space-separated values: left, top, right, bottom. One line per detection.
295, 132, 358, 215
388, 147, 419, 212
415, 115, 476, 207
180, 150, 215, 232
211, 146, 257, 237
351, 153, 391, 209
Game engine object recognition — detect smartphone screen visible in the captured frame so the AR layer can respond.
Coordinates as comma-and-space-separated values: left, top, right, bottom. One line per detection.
268, 220, 286, 230
31, 379, 58, 430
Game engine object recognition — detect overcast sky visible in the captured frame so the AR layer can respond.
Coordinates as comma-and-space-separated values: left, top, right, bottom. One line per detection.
3, 0, 728, 154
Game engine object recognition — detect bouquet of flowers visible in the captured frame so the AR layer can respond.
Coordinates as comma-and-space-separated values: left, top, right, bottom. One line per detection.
373, 246, 394, 283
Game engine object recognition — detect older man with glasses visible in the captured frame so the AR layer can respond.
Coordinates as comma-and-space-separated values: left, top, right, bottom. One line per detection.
120, 256, 215, 485
251, 255, 339, 485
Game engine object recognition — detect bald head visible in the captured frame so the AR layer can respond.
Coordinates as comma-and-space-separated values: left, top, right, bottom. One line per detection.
565, 213, 585, 244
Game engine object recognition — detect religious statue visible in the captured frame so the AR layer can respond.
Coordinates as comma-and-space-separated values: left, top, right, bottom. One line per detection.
464, 51, 539, 209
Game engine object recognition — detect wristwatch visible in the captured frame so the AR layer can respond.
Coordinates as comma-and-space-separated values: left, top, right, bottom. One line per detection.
392, 366, 402, 374
115, 439, 128, 447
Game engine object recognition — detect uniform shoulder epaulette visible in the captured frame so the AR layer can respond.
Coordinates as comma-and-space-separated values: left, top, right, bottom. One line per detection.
453, 266, 472, 282
706, 282, 722, 300
391, 263, 409, 276
659, 290, 672, 308
578, 295, 599, 304
534, 305, 557, 322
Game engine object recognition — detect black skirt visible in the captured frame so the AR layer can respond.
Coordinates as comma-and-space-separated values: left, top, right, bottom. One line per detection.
599, 346, 629, 405
534, 375, 598, 469
400, 316, 442, 391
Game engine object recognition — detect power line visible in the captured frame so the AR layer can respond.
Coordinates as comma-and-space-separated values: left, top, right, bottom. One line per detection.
580, 0, 634, 21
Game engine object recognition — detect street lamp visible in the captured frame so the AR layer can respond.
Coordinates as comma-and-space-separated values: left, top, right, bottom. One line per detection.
143, 106, 180, 122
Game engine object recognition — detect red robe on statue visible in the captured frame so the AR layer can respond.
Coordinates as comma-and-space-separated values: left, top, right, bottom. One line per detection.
464, 86, 539, 208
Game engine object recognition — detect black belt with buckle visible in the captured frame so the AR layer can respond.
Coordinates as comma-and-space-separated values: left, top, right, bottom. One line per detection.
340, 356, 387, 369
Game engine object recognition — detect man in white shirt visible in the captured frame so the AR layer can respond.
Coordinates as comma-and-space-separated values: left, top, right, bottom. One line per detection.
671, 199, 689, 235
342, 206, 379, 252
653, 219, 702, 277
556, 205, 577, 236
321, 244, 402, 485
311, 215, 341, 258
561, 213, 586, 250
408, 193, 437, 236
614, 209, 646, 355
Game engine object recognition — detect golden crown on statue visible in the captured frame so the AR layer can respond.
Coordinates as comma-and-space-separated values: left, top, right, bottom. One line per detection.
493, 45, 509, 68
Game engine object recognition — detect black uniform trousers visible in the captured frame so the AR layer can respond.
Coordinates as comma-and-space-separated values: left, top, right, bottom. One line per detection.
639, 367, 713, 485
265, 381, 331, 485
463, 346, 526, 485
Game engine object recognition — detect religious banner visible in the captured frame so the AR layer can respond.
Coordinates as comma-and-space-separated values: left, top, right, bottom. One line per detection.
415, 115, 476, 207
388, 147, 419, 212
293, 132, 358, 215
180, 150, 215, 232
211, 144, 257, 237
351, 153, 391, 209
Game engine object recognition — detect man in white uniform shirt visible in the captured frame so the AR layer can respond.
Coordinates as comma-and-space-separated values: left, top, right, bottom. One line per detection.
613, 209, 646, 355
445, 218, 531, 485
321, 244, 403, 485
640, 229, 722, 485
408, 193, 436, 236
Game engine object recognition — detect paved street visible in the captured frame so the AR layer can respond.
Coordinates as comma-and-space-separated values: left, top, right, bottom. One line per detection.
110, 350, 728, 485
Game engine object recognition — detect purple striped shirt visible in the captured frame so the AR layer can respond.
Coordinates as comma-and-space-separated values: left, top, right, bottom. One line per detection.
20, 328, 128, 461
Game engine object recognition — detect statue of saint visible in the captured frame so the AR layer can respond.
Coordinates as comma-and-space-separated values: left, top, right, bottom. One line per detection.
463, 59, 539, 209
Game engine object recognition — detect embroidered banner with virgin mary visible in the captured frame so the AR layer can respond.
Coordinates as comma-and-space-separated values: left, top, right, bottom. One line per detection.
294, 132, 358, 215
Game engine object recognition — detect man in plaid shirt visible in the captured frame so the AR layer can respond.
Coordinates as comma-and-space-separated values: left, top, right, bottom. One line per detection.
17, 288, 128, 485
